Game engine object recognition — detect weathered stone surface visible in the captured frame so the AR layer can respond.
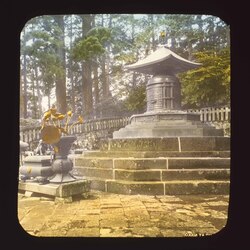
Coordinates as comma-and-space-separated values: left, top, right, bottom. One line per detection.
88, 178, 106, 191
180, 137, 230, 151
162, 169, 230, 181
100, 138, 179, 151
129, 226, 162, 237
164, 181, 229, 195
100, 137, 230, 152
215, 137, 231, 151
72, 136, 230, 196
100, 218, 128, 228
113, 111, 224, 139
168, 158, 230, 169
56, 180, 91, 197
107, 181, 165, 195
18, 180, 91, 198
55, 197, 73, 204
113, 126, 223, 138
114, 158, 167, 170
18, 190, 229, 237
115, 169, 161, 181
74, 167, 113, 179
75, 158, 113, 169
66, 228, 100, 237
78, 150, 230, 158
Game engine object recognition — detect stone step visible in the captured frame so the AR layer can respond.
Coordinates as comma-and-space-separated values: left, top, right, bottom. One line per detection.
74, 157, 230, 170
100, 137, 230, 152
130, 119, 205, 125
113, 127, 223, 138
74, 150, 230, 158
115, 169, 230, 181
124, 122, 209, 129
80, 178, 230, 195
73, 167, 230, 181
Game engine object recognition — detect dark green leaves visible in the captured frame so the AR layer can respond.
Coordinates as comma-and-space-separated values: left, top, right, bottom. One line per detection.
179, 48, 230, 108
71, 27, 111, 61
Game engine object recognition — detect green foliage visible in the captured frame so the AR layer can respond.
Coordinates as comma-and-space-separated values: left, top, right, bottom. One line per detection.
86, 27, 111, 46
72, 27, 111, 61
123, 85, 146, 112
179, 48, 230, 108
20, 14, 231, 119
24, 30, 63, 90
72, 36, 105, 61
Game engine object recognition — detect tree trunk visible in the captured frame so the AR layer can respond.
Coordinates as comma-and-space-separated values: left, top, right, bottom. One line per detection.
48, 93, 51, 109
149, 15, 156, 51
187, 42, 193, 60
31, 73, 37, 118
34, 64, 42, 116
101, 15, 112, 99
20, 77, 25, 118
81, 14, 94, 119
69, 15, 75, 111
82, 61, 93, 119
54, 15, 67, 114
91, 16, 99, 117
93, 60, 99, 105
22, 28, 28, 118
195, 15, 205, 50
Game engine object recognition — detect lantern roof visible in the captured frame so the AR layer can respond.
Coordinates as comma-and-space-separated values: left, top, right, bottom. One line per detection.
124, 46, 201, 75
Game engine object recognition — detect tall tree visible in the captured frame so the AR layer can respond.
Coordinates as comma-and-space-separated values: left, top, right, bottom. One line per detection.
53, 15, 67, 113
20, 14, 230, 120
81, 14, 94, 119
20, 26, 28, 118
179, 48, 230, 108
71, 18, 111, 118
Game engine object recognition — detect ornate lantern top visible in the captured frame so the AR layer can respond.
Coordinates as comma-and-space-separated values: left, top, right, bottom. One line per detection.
124, 46, 201, 75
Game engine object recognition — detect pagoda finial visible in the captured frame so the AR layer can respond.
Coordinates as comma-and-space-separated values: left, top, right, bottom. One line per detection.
159, 30, 166, 45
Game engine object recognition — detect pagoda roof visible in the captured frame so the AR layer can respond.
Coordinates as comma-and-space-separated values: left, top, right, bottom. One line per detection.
124, 46, 201, 75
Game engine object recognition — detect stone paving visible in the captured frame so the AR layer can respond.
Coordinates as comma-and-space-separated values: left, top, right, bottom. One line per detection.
18, 190, 229, 237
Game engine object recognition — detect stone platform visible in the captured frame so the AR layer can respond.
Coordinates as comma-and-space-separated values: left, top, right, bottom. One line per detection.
113, 111, 223, 138
18, 179, 91, 202
72, 137, 230, 195
18, 190, 229, 237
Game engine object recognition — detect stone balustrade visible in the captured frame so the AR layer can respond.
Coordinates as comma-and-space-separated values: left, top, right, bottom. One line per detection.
20, 107, 230, 145
187, 106, 231, 122
20, 116, 130, 146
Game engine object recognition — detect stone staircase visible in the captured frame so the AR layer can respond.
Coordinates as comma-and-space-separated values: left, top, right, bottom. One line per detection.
72, 137, 230, 195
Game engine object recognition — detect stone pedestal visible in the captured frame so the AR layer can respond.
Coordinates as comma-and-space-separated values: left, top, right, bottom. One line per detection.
113, 111, 223, 138
18, 179, 91, 202
73, 137, 230, 195
114, 73, 223, 139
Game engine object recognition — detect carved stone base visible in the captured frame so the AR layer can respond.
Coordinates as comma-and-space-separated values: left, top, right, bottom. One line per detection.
18, 179, 91, 202
113, 111, 223, 139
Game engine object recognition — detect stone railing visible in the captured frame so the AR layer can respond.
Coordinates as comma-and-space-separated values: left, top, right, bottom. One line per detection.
187, 106, 231, 122
19, 116, 130, 147
19, 126, 41, 145
67, 116, 130, 135
20, 107, 230, 146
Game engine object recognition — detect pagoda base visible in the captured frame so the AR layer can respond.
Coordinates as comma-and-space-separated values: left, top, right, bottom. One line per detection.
73, 136, 230, 195
113, 111, 223, 139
